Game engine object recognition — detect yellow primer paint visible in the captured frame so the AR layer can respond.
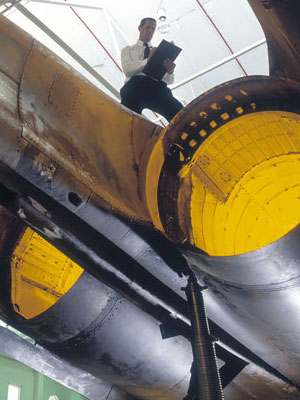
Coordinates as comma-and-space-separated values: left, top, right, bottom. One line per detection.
11, 228, 83, 319
180, 111, 300, 255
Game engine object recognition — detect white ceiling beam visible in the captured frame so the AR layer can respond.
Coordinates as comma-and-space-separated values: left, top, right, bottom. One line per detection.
103, 9, 121, 68
170, 38, 267, 91
1, 0, 22, 14
26, 0, 104, 10
14, 3, 121, 99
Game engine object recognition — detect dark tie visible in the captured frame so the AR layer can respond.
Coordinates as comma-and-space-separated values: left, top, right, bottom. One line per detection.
143, 42, 150, 59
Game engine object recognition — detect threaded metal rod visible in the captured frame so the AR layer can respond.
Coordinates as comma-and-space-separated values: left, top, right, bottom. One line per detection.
185, 274, 224, 400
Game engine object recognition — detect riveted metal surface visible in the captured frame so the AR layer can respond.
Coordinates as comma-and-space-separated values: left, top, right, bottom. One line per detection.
1, 159, 289, 390
23, 272, 121, 343
248, 0, 300, 82
0, 15, 33, 83
183, 223, 300, 287
21, 272, 192, 400
152, 76, 300, 254
223, 363, 300, 400
0, 327, 135, 400
2, 12, 300, 400
198, 273, 300, 386
0, 142, 299, 398
0, 70, 18, 116
0, 112, 27, 172
18, 39, 162, 221
14, 143, 93, 214
183, 223, 300, 386
0, 207, 25, 319
11, 227, 84, 319
0, 207, 23, 261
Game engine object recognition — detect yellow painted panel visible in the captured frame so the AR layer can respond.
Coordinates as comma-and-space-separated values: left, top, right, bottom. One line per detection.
181, 111, 300, 255
11, 228, 83, 319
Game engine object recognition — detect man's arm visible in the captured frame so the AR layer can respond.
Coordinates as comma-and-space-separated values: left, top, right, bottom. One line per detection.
163, 72, 175, 85
121, 46, 147, 78
148, 49, 175, 85
162, 59, 175, 85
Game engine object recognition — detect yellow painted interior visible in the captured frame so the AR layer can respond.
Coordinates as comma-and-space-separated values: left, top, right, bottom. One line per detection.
11, 227, 83, 319
178, 111, 300, 255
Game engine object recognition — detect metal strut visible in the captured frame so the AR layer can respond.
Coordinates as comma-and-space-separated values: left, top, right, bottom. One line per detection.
184, 274, 224, 400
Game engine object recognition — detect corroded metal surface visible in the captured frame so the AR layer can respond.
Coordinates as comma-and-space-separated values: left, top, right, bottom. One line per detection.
183, 223, 300, 385
0, 207, 17, 259
0, 327, 134, 400
0, 70, 18, 117
18, 40, 162, 221
2, 10, 300, 400
224, 363, 300, 400
0, 15, 32, 83
248, 0, 300, 82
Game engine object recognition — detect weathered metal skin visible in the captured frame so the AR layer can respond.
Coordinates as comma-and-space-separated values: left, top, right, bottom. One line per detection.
2, 8, 300, 400
183, 223, 300, 386
0, 212, 193, 400
0, 14, 164, 223
247, 0, 300, 82
1, 203, 300, 400
0, 327, 136, 400
0, 16, 194, 400
18, 38, 166, 221
23, 272, 193, 400
0, 15, 32, 84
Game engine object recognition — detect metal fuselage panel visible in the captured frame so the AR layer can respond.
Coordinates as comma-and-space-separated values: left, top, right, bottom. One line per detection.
0, 14, 163, 225
248, 0, 300, 82
2, 9, 300, 399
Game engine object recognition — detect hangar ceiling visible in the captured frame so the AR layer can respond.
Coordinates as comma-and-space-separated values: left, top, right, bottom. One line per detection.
0, 0, 268, 124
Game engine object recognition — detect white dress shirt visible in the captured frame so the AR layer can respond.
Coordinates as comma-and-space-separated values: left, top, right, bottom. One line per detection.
121, 39, 174, 85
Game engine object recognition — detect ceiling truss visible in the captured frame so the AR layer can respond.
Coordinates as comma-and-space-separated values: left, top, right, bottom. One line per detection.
1, 0, 267, 123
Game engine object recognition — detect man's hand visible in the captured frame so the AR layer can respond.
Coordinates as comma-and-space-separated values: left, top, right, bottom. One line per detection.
163, 58, 176, 74
148, 47, 157, 60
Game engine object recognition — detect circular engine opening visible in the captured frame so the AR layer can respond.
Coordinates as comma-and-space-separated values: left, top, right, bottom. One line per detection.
184, 111, 300, 255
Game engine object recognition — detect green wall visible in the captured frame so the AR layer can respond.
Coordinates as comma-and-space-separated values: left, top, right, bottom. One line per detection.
0, 353, 88, 400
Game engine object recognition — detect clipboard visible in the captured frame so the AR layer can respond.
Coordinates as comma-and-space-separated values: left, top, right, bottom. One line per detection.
143, 39, 182, 81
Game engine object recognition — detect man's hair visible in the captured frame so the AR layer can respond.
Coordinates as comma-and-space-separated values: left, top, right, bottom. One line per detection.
140, 17, 156, 27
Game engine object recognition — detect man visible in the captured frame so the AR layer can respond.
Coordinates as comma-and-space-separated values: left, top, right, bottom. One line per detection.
120, 17, 183, 122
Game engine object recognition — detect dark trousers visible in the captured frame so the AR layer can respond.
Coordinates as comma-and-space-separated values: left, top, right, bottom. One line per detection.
120, 75, 183, 122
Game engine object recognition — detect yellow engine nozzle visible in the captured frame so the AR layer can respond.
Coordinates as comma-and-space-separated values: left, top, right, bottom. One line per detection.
146, 76, 300, 256
11, 227, 83, 319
